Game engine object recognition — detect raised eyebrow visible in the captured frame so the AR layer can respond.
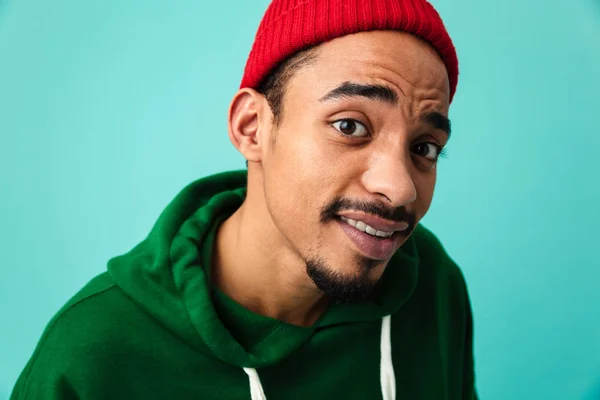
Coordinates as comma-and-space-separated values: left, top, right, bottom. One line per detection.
421, 111, 451, 137
319, 81, 398, 105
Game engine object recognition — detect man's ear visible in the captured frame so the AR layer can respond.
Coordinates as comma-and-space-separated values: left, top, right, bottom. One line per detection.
228, 88, 271, 163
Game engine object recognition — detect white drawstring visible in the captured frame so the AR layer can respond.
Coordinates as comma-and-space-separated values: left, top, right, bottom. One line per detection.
243, 316, 396, 400
380, 315, 396, 400
243, 367, 267, 400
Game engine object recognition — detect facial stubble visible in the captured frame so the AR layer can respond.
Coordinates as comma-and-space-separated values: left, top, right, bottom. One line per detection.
303, 196, 415, 303
305, 254, 384, 304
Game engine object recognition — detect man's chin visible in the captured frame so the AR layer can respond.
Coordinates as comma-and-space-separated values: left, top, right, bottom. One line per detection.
305, 257, 382, 304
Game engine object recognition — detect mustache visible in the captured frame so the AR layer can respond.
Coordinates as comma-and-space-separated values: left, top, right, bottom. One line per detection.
320, 197, 416, 229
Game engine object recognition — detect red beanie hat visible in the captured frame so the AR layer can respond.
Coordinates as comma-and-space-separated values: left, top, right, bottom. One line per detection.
240, 0, 459, 103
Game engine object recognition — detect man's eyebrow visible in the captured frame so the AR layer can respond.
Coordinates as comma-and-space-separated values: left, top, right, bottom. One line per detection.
422, 111, 451, 137
319, 83, 451, 136
319, 81, 398, 104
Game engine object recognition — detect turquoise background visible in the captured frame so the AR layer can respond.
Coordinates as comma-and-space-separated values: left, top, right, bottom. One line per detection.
1, 0, 599, 398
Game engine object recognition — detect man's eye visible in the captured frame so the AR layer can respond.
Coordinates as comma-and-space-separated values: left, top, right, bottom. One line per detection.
332, 119, 369, 137
412, 143, 442, 160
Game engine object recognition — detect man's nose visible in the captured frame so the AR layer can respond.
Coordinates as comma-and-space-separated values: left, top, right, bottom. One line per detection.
361, 152, 417, 207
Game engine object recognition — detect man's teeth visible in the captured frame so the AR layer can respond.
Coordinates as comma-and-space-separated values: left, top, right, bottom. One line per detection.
340, 216, 395, 238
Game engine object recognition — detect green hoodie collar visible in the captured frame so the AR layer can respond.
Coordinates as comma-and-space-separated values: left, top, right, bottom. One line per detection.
108, 170, 420, 368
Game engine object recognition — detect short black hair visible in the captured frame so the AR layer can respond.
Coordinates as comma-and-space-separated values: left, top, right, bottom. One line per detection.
257, 45, 318, 125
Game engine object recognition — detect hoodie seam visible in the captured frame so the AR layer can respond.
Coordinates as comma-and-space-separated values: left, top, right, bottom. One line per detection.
19, 283, 117, 398
181, 286, 287, 359
246, 322, 287, 354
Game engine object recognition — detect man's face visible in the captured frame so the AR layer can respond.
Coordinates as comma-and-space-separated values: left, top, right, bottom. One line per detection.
258, 30, 450, 302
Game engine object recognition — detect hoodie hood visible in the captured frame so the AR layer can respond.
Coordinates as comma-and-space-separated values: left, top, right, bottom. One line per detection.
107, 170, 420, 368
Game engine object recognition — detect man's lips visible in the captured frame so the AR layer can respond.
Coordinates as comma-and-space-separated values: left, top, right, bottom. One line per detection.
336, 218, 400, 260
336, 211, 410, 233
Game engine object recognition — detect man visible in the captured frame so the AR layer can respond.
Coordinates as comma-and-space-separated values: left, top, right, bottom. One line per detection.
11, 0, 476, 399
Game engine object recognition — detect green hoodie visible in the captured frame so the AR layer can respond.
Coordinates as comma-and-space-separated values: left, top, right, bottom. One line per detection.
11, 171, 477, 399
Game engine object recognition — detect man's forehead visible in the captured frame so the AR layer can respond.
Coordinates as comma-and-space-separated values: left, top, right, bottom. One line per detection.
314, 31, 444, 68
295, 31, 450, 96
282, 44, 449, 115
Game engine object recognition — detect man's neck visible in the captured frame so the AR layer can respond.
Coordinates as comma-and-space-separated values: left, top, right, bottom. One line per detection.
210, 199, 330, 327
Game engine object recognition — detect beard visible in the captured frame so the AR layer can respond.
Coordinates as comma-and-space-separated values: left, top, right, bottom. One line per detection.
303, 195, 415, 303
305, 255, 384, 303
